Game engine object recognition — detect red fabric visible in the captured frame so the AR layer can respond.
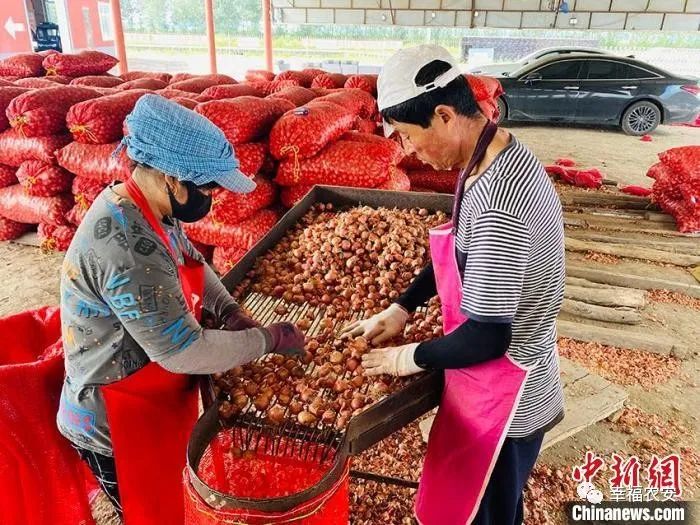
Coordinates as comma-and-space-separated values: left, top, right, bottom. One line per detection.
0, 307, 95, 525
56, 141, 132, 183
245, 70, 276, 83
269, 101, 355, 161
0, 129, 71, 166
116, 77, 168, 91
619, 185, 652, 197
184, 208, 280, 248
7, 86, 100, 137
546, 165, 604, 188
0, 184, 72, 225
267, 86, 318, 107
0, 164, 18, 188
311, 73, 347, 89
640, 134, 653, 142
16, 160, 73, 197
67, 89, 150, 144
202, 83, 264, 100
555, 158, 576, 167
70, 76, 125, 88
1, 87, 32, 131
0, 53, 45, 77
210, 176, 277, 225
317, 89, 377, 119
120, 71, 172, 84
43, 51, 118, 77
0, 216, 31, 240
196, 96, 294, 145
275, 139, 403, 187
344, 74, 377, 95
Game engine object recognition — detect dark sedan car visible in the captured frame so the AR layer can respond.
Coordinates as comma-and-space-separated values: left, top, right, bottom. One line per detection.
495, 54, 699, 135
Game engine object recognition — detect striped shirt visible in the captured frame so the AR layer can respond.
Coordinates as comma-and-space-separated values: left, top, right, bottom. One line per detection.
455, 136, 565, 438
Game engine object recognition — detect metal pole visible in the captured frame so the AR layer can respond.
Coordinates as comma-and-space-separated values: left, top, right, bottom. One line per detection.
262, 0, 273, 72
205, 0, 217, 74
109, 0, 128, 74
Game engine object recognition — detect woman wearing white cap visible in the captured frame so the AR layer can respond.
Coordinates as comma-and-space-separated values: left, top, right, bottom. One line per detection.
57, 95, 305, 524
342, 45, 565, 524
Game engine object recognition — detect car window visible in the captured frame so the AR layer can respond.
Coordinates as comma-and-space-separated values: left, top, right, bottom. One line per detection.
586, 60, 622, 79
534, 60, 584, 80
619, 64, 658, 79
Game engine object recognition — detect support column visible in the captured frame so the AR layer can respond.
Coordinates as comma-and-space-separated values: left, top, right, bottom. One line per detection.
110, 0, 128, 74
262, 0, 273, 72
205, 0, 217, 74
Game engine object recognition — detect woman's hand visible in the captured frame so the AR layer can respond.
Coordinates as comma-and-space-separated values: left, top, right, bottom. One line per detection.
362, 343, 423, 377
339, 304, 409, 345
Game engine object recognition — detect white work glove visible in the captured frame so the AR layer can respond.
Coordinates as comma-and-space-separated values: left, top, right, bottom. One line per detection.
362, 343, 423, 377
339, 303, 409, 345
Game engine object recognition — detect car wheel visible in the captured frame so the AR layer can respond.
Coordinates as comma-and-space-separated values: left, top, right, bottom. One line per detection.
621, 101, 661, 136
496, 97, 507, 124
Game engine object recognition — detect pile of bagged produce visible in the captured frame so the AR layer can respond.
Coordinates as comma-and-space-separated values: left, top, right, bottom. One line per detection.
0, 50, 508, 267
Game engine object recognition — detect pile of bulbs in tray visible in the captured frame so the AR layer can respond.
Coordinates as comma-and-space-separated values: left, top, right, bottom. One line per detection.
212, 203, 447, 432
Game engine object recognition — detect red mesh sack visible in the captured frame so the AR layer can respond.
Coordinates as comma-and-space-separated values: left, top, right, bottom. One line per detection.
316, 89, 377, 119
245, 70, 276, 82
269, 101, 355, 161
377, 167, 410, 191
157, 88, 212, 103
545, 165, 567, 178
170, 72, 198, 83
653, 192, 700, 233
399, 152, 430, 171
276, 70, 313, 87
210, 176, 277, 226
67, 89, 150, 144
66, 203, 87, 226
38, 222, 76, 252
0, 165, 18, 188
56, 141, 132, 183
247, 80, 275, 96
16, 160, 73, 197
406, 169, 459, 193
42, 75, 74, 85
173, 97, 198, 110
183, 208, 280, 249
70, 75, 124, 88
73, 176, 108, 204
235, 143, 268, 177
354, 118, 377, 134
267, 86, 318, 107
276, 140, 400, 187
196, 96, 294, 145
169, 74, 237, 94
0, 87, 30, 131
301, 68, 327, 80
212, 245, 248, 274
202, 83, 264, 100
121, 71, 172, 84
311, 73, 347, 89
0, 130, 71, 166
344, 74, 377, 95
0, 79, 16, 87
7, 86, 100, 137
658, 146, 699, 181
341, 130, 403, 149
189, 239, 214, 262
115, 77, 168, 91
0, 307, 96, 525
555, 158, 576, 167
0, 184, 72, 225
619, 185, 652, 197
280, 184, 313, 208
92, 87, 120, 96
0, 216, 31, 240
466, 74, 504, 121
43, 50, 118, 77
0, 53, 45, 78
269, 79, 301, 93
13, 77, 65, 89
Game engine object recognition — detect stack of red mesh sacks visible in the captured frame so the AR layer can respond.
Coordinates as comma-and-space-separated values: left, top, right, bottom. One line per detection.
189, 95, 297, 274
647, 146, 700, 233
0, 84, 102, 250
270, 89, 408, 208
406, 75, 504, 194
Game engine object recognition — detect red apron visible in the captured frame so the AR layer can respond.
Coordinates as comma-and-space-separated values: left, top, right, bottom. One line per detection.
415, 123, 530, 525
101, 177, 203, 525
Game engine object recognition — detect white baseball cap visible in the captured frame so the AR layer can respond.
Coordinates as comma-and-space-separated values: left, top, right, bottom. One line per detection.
377, 44, 463, 137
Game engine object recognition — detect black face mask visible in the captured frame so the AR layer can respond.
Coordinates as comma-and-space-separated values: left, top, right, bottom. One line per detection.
167, 181, 212, 223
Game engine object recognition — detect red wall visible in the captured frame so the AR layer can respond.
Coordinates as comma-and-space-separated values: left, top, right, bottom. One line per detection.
0, 0, 33, 56
66, 0, 113, 50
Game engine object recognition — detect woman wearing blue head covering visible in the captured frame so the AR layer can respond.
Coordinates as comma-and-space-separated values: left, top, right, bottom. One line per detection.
57, 95, 304, 523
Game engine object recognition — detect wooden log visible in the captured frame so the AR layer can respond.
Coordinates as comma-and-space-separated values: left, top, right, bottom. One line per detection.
566, 230, 700, 255
558, 191, 657, 210
557, 320, 690, 358
564, 285, 646, 308
561, 299, 642, 324
565, 276, 637, 292
565, 238, 700, 267
563, 212, 694, 237
567, 263, 700, 299
563, 207, 675, 225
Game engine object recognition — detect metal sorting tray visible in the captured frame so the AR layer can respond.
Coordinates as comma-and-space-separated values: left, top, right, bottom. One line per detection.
189, 187, 451, 510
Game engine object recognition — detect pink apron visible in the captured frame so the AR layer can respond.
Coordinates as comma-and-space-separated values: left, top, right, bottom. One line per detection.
415, 122, 530, 525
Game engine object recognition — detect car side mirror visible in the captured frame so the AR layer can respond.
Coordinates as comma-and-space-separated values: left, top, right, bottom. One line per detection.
523, 73, 542, 84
